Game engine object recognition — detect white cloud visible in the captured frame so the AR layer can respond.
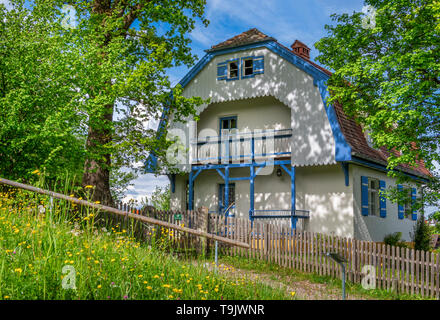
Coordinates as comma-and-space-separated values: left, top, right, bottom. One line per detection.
123, 174, 169, 205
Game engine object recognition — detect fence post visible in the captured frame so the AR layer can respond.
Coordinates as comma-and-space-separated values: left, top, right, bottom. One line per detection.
197, 206, 209, 256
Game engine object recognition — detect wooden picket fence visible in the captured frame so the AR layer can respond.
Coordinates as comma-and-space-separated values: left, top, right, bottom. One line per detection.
104, 204, 440, 299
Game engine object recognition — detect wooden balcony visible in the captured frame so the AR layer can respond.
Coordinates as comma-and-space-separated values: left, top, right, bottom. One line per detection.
190, 129, 292, 164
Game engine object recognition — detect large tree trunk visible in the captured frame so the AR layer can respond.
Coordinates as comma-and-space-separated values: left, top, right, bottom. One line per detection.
82, 103, 114, 205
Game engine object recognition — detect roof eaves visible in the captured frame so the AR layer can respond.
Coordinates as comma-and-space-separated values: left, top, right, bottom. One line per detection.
205, 38, 276, 53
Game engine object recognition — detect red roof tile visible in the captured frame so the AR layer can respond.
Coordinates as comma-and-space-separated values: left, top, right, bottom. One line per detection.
209, 28, 273, 51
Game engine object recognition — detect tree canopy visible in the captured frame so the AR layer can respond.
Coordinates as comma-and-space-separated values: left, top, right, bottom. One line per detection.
315, 0, 440, 215
0, 0, 207, 200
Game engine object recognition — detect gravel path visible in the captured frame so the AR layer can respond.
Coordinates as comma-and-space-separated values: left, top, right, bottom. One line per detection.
197, 261, 372, 300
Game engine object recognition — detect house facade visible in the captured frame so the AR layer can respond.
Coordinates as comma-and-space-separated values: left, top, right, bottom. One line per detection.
146, 29, 430, 242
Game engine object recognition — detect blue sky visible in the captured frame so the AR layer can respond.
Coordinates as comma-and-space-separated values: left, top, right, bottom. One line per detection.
126, 0, 368, 204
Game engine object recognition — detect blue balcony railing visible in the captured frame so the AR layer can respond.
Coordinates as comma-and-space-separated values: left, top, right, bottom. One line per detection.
190, 128, 292, 164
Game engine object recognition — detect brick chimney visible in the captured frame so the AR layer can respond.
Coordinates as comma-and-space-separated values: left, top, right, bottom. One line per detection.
291, 40, 310, 60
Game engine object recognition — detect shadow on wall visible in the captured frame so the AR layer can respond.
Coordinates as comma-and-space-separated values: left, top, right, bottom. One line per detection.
184, 48, 336, 167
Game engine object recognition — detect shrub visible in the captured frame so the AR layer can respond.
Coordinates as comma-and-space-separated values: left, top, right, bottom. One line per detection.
383, 232, 408, 248
412, 215, 432, 252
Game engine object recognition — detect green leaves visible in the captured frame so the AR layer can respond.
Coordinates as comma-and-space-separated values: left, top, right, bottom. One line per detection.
316, 0, 440, 213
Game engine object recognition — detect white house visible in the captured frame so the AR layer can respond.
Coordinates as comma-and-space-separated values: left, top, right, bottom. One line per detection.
145, 28, 431, 242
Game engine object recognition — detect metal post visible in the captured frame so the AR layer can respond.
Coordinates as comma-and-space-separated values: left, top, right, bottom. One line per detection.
291, 165, 297, 230
249, 164, 255, 226
224, 167, 229, 216
326, 252, 347, 300
188, 170, 193, 211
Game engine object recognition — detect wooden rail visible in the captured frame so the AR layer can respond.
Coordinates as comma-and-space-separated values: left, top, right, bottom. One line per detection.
0, 177, 250, 249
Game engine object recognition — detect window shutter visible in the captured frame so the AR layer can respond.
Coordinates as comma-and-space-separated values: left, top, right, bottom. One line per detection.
361, 176, 369, 216
411, 188, 418, 221
379, 180, 386, 218
397, 184, 404, 219
217, 62, 227, 80
253, 56, 264, 75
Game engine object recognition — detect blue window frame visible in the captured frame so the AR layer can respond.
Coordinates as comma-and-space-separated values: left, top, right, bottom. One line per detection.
219, 116, 237, 133
217, 56, 264, 81
241, 55, 264, 79
361, 176, 387, 218
219, 183, 235, 215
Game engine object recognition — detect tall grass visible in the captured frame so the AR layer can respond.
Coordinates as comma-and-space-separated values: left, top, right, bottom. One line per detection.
0, 176, 291, 300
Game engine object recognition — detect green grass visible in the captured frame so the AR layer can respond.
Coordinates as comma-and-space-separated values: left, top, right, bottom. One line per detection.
215, 255, 435, 300
0, 187, 292, 300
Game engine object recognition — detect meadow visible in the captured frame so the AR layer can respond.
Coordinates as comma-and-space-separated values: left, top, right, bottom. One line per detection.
0, 181, 292, 300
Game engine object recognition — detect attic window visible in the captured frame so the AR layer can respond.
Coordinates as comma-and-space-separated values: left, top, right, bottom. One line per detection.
243, 59, 253, 76
228, 61, 239, 79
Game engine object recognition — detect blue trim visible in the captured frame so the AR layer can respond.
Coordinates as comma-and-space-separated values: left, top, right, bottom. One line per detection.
397, 184, 405, 220
351, 156, 429, 183
167, 174, 176, 193
411, 188, 417, 221
180, 40, 328, 88
325, 103, 352, 162
379, 180, 386, 218
361, 176, 369, 216
225, 58, 240, 81
341, 162, 349, 186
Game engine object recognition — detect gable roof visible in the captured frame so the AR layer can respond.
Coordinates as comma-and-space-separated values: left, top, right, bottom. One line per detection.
208, 28, 275, 52
146, 28, 431, 180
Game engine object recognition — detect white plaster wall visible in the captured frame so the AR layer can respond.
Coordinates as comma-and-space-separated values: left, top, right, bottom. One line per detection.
170, 164, 355, 238
170, 174, 186, 212
197, 96, 291, 134
169, 46, 336, 168
296, 164, 354, 237
351, 164, 418, 242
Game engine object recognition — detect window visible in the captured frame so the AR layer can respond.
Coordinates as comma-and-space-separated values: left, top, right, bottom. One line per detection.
217, 56, 264, 81
220, 116, 237, 132
368, 178, 380, 216
219, 183, 235, 215
402, 187, 412, 219
361, 176, 386, 217
243, 58, 253, 76
228, 61, 239, 79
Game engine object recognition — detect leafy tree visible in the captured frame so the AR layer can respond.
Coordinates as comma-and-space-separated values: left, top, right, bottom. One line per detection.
0, 1, 85, 184
0, 0, 207, 201
315, 0, 440, 210
60, 0, 207, 203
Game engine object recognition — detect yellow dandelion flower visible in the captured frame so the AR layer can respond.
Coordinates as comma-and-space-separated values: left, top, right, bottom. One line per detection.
146, 286, 152, 290
14, 268, 22, 273
153, 275, 159, 279
138, 275, 143, 278
97, 285, 102, 289
162, 284, 171, 288
290, 291, 296, 297
85, 185, 94, 189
